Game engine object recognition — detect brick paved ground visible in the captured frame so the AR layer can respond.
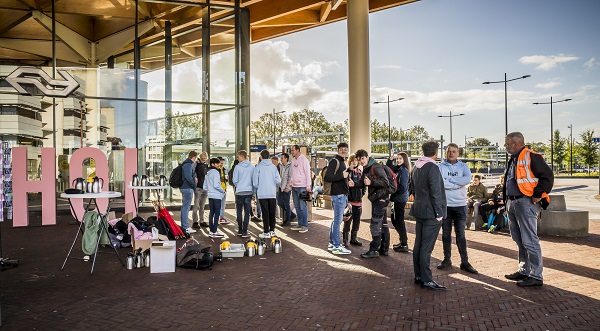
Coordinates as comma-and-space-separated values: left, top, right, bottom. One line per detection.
1, 206, 599, 330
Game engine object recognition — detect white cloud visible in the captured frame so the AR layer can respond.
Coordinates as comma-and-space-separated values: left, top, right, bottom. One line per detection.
535, 78, 561, 90
519, 54, 579, 71
583, 57, 599, 70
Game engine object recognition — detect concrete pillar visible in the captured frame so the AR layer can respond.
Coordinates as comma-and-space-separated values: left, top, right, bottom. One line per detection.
347, 0, 372, 219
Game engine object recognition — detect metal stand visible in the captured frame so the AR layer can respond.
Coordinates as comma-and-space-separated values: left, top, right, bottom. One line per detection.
61, 192, 124, 275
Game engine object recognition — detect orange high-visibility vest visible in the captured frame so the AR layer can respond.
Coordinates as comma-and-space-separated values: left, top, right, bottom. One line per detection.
515, 148, 550, 203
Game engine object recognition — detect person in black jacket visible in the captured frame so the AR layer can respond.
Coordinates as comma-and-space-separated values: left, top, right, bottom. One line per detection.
409, 141, 447, 290
192, 151, 209, 229
344, 154, 365, 247
323, 142, 351, 254
351, 149, 391, 258
386, 152, 411, 253
503, 132, 553, 287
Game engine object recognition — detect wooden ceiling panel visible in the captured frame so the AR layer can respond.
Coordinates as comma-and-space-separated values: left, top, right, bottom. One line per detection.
2, 17, 51, 40
0, 10, 32, 35
0, 0, 32, 10
54, 12, 94, 40
93, 17, 138, 41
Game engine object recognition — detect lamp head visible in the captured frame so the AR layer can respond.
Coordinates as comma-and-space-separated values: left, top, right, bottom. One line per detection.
565, 98, 572, 101
522, 75, 531, 79
482, 81, 490, 85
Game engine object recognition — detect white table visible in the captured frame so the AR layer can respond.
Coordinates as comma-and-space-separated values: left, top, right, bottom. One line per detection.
128, 185, 170, 215
60, 191, 123, 274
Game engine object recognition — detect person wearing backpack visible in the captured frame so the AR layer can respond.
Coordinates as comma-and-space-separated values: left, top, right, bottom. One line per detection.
351, 149, 392, 258
204, 157, 226, 238
437, 143, 478, 274
323, 142, 351, 255
387, 152, 411, 253
180, 151, 198, 235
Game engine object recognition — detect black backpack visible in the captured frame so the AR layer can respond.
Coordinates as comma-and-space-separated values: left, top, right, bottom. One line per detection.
177, 244, 214, 270
169, 163, 184, 188
370, 163, 398, 195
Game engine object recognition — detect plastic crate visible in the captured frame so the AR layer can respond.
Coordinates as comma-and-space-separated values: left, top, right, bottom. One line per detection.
221, 243, 245, 258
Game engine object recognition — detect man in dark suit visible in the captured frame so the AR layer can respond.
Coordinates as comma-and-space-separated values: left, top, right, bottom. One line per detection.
409, 141, 447, 290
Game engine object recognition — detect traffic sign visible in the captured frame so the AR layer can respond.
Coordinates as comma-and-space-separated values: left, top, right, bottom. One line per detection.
593, 137, 600, 143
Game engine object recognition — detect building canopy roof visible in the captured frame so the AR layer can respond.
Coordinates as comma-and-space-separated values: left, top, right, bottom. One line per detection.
0, 0, 414, 69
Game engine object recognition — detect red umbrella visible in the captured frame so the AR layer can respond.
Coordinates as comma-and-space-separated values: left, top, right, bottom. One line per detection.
155, 201, 187, 239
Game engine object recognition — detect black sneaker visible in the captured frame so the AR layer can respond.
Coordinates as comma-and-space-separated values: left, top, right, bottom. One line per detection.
192, 222, 201, 229
437, 259, 452, 270
516, 277, 543, 287
360, 250, 379, 258
393, 245, 409, 253
505, 271, 528, 281
199, 222, 209, 228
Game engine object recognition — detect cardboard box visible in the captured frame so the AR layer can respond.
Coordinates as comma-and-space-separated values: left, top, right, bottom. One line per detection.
121, 212, 134, 224
150, 241, 176, 273
128, 226, 154, 253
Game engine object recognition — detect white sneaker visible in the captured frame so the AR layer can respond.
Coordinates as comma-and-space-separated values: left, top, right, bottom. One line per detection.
291, 226, 303, 231
269, 231, 276, 237
327, 243, 334, 251
185, 228, 197, 234
298, 226, 308, 233
259, 232, 271, 239
332, 246, 351, 255
209, 232, 224, 238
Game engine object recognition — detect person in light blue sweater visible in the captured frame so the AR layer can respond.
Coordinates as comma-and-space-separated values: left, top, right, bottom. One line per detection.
253, 149, 281, 238
437, 143, 478, 274
203, 157, 226, 238
232, 150, 255, 237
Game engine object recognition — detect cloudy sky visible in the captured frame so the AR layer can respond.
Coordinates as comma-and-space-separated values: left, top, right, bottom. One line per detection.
250, 0, 600, 146
147, 0, 600, 147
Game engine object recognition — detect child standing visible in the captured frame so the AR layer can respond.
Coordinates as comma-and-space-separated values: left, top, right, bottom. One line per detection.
204, 157, 225, 238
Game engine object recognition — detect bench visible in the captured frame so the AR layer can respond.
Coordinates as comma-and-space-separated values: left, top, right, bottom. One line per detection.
539, 194, 589, 237
314, 194, 332, 209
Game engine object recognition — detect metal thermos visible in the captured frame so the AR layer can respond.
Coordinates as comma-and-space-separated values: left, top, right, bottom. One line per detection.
140, 175, 149, 186
72, 177, 85, 191
144, 249, 150, 268
158, 175, 167, 186
274, 238, 282, 254
135, 249, 143, 268
127, 253, 135, 270
132, 174, 139, 186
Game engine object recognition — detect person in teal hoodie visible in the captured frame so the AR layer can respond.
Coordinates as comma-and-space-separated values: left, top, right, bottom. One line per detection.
232, 150, 255, 237
253, 149, 281, 239
203, 157, 226, 238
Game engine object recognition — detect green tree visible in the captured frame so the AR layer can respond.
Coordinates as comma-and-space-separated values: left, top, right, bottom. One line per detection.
169, 111, 202, 141
249, 112, 288, 150
577, 129, 599, 173
287, 109, 341, 147
553, 129, 567, 172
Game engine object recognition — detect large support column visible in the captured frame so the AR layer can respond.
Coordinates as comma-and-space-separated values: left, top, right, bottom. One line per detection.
235, 3, 251, 156
201, 5, 211, 155
347, 0, 372, 219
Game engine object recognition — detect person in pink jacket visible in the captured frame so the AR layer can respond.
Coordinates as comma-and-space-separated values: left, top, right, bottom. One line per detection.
290, 145, 312, 233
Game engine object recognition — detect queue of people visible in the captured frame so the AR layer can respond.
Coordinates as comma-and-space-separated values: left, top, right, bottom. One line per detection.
176, 131, 553, 290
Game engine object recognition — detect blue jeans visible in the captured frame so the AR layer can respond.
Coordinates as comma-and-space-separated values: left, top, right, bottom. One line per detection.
235, 194, 252, 234
277, 190, 292, 223
329, 194, 348, 247
507, 197, 543, 280
208, 198, 221, 233
292, 187, 309, 227
441, 206, 469, 264
179, 188, 194, 229
312, 186, 323, 200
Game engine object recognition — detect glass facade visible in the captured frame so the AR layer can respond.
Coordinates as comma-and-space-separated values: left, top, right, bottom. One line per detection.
0, 0, 251, 208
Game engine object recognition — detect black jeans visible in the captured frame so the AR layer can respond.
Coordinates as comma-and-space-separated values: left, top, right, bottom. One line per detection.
441, 206, 469, 264
259, 198, 277, 233
235, 194, 252, 234
392, 201, 408, 246
413, 217, 442, 283
369, 199, 389, 252
479, 202, 503, 223
342, 205, 362, 234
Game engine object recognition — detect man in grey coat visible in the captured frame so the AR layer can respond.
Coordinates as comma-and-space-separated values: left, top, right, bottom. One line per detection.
409, 141, 447, 290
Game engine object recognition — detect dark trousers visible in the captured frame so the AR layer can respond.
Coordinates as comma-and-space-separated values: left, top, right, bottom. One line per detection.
342, 205, 362, 233
208, 198, 221, 233
259, 198, 277, 233
392, 201, 408, 246
276, 190, 292, 224
235, 194, 252, 234
441, 206, 469, 264
413, 217, 442, 283
369, 200, 390, 252
479, 202, 503, 223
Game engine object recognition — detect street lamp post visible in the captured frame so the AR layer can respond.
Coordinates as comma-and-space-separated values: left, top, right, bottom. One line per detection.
399, 128, 410, 152
482, 73, 530, 165
464, 135, 474, 158
272, 108, 286, 155
567, 124, 573, 176
374, 96, 404, 157
437, 111, 464, 143
533, 97, 572, 173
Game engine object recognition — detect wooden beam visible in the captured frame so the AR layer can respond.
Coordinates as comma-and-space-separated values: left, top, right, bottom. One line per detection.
0, 11, 32, 35
248, 0, 320, 24
319, 2, 331, 23
253, 10, 318, 28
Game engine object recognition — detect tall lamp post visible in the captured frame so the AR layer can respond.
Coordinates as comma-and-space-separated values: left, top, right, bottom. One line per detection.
399, 128, 410, 152
533, 97, 572, 173
464, 136, 474, 158
482, 73, 530, 165
567, 124, 573, 176
272, 108, 286, 155
437, 111, 464, 144
374, 96, 404, 157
